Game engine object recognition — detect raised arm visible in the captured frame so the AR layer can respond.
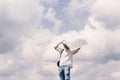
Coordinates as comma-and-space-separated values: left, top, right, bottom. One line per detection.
72, 47, 81, 55
54, 40, 65, 50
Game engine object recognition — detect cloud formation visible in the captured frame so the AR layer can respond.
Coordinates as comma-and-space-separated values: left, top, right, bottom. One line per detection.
0, 0, 120, 80
91, 0, 120, 30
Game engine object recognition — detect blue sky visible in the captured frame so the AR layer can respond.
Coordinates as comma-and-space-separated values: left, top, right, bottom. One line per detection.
0, 0, 120, 80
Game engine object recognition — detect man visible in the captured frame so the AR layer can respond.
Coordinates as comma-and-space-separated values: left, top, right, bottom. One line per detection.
54, 40, 81, 80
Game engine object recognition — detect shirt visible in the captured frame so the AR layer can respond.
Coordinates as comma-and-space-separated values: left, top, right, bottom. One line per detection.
56, 46, 79, 68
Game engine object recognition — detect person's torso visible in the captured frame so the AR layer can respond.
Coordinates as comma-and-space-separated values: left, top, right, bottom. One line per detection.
60, 49, 73, 67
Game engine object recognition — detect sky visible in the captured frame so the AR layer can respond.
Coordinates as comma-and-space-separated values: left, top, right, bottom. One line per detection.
0, 0, 120, 80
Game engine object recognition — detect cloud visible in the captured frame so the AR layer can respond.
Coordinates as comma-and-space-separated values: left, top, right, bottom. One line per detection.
41, 0, 59, 6
0, 28, 55, 80
111, 71, 120, 79
75, 17, 120, 63
0, 36, 19, 53
44, 8, 63, 33
91, 0, 120, 30
0, 0, 44, 36
62, 0, 94, 30
0, 0, 56, 80
72, 60, 120, 80
45, 16, 120, 63
44, 16, 120, 80
0, 0, 120, 80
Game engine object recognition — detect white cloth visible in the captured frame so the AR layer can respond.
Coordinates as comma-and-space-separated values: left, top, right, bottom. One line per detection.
56, 45, 79, 68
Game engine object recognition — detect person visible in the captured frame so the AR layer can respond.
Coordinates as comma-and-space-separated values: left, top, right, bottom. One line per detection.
54, 40, 81, 80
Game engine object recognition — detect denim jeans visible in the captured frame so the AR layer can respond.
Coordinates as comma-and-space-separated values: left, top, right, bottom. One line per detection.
58, 65, 70, 80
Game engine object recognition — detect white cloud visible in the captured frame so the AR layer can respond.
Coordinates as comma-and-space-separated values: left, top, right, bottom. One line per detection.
75, 17, 120, 62
91, 0, 120, 29
0, 0, 120, 80
44, 16, 120, 80
63, 0, 81, 24
0, 0, 56, 80
0, 28, 55, 80
46, 16, 120, 63
63, 0, 94, 26
41, 0, 59, 6
111, 71, 120, 78
0, 0, 45, 37
45, 8, 63, 33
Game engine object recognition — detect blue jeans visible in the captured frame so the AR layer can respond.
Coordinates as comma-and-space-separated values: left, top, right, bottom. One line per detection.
58, 66, 70, 80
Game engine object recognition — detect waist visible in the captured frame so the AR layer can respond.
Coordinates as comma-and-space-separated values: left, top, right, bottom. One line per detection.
60, 65, 69, 67
59, 64, 72, 68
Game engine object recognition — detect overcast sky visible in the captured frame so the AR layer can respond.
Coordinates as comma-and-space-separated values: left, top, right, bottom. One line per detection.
0, 0, 120, 80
